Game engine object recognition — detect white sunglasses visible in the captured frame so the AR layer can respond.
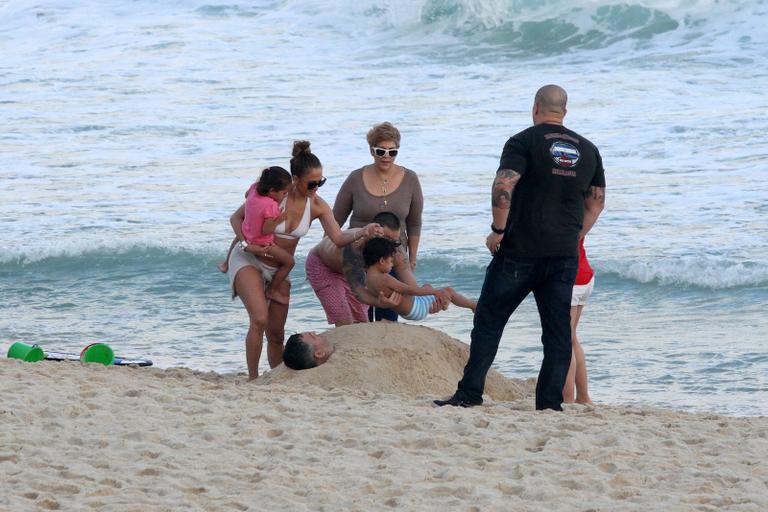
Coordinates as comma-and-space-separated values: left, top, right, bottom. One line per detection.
372, 147, 399, 157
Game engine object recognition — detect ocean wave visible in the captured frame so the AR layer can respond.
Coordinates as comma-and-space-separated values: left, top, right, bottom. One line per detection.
0, 241, 223, 266
1, 0, 763, 61
599, 257, 768, 289
416, 253, 768, 290
411, 1, 680, 50
313, 0, 765, 57
3, 243, 767, 290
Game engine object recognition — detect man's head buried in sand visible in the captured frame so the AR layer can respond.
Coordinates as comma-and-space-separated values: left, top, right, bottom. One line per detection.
282, 331, 335, 370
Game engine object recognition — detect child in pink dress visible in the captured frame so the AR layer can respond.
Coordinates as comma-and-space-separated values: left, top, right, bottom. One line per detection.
219, 166, 294, 303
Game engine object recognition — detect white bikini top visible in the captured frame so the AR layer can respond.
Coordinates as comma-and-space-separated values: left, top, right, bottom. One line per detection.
274, 196, 312, 240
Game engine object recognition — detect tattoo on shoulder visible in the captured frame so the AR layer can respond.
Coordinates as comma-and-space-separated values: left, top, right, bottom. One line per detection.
341, 245, 366, 290
394, 247, 408, 265
589, 186, 606, 202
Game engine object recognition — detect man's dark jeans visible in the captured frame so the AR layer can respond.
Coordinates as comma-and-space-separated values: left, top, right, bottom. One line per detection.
457, 253, 578, 411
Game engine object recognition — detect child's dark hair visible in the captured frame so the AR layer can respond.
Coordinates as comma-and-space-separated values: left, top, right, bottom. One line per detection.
256, 166, 292, 196
290, 140, 322, 178
363, 237, 400, 268
372, 211, 400, 231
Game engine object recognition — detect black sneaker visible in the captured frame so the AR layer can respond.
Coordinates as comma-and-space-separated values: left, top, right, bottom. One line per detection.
433, 391, 483, 408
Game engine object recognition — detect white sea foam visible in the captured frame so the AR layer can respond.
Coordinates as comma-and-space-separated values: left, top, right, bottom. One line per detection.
4, 240, 766, 290
601, 257, 768, 289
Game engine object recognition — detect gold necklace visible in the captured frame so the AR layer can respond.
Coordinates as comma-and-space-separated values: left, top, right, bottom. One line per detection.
381, 175, 389, 206
373, 168, 391, 207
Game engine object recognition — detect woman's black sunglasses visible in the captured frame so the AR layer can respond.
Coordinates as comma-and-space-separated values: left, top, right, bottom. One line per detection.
307, 177, 327, 190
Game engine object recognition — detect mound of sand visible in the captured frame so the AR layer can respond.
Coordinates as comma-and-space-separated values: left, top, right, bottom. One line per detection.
257, 322, 535, 401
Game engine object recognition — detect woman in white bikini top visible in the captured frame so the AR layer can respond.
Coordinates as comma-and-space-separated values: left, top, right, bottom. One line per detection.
229, 140, 381, 380
274, 193, 311, 241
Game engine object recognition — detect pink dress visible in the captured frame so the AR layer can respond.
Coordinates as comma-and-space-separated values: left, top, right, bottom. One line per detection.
241, 184, 280, 245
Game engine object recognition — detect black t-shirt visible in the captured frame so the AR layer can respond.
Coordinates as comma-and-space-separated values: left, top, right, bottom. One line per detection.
498, 123, 605, 257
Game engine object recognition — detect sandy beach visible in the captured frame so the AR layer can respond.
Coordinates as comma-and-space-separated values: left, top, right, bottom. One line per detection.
2, 323, 766, 511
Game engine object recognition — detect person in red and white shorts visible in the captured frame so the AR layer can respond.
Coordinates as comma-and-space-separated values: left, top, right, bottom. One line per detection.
563, 237, 595, 404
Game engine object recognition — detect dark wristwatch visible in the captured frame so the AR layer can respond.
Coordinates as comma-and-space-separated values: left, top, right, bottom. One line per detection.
490, 223, 505, 235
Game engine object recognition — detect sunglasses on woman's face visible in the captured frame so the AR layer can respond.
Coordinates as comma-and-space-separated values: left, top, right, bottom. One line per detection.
307, 177, 327, 190
373, 147, 399, 157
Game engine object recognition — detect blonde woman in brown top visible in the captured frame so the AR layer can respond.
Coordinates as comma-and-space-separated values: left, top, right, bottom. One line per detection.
333, 122, 424, 321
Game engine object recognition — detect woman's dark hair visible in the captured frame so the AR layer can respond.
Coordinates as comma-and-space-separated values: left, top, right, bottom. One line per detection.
290, 140, 322, 178
256, 166, 292, 196
363, 237, 400, 268
283, 333, 317, 370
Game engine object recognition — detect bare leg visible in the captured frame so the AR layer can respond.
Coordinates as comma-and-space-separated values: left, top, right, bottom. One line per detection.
264, 245, 294, 304
563, 352, 577, 403
234, 267, 269, 380
573, 329, 592, 404
219, 237, 238, 273
265, 279, 291, 368
446, 287, 478, 312
563, 305, 583, 403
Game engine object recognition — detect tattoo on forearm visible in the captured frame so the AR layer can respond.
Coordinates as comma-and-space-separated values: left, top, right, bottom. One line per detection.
492, 190, 511, 209
496, 169, 520, 181
492, 169, 520, 209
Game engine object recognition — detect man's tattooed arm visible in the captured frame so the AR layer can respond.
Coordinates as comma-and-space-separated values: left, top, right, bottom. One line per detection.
491, 168, 520, 229
580, 185, 605, 239
341, 245, 379, 305
485, 168, 521, 253
492, 168, 521, 210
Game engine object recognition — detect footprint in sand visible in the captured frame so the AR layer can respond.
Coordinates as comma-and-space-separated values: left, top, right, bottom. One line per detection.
525, 437, 548, 452
497, 483, 524, 496
99, 478, 122, 489
0, 453, 19, 463
43, 483, 80, 495
37, 498, 61, 510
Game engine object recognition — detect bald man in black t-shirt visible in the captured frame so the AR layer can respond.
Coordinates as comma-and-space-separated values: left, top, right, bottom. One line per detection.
436, 85, 606, 411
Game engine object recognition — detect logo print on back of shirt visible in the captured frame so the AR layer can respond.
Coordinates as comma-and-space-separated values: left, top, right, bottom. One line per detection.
550, 141, 580, 168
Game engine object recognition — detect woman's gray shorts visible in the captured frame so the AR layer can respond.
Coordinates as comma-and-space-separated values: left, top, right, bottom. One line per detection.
227, 245, 278, 299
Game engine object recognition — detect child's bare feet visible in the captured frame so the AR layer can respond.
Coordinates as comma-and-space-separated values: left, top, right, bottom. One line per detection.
266, 286, 290, 304
217, 261, 229, 273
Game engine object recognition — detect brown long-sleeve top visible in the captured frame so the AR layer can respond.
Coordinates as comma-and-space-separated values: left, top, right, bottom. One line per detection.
332, 166, 423, 249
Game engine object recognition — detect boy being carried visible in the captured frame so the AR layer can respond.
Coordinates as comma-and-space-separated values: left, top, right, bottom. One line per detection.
363, 237, 476, 321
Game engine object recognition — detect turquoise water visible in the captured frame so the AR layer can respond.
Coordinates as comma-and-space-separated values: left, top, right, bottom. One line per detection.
1, 0, 766, 415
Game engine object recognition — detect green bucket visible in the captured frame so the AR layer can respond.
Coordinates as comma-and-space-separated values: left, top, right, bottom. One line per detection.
80, 343, 114, 366
7, 342, 45, 362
